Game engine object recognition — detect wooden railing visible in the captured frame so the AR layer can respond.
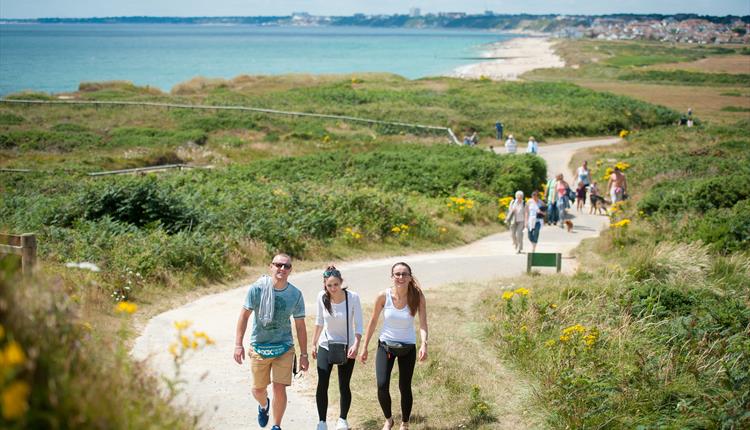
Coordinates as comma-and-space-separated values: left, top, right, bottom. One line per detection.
0, 233, 37, 275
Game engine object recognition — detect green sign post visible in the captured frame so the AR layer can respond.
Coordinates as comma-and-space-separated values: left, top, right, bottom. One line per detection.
526, 252, 561, 273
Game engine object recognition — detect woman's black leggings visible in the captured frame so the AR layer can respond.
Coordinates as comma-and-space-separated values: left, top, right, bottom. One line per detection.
316, 346, 356, 421
375, 342, 417, 422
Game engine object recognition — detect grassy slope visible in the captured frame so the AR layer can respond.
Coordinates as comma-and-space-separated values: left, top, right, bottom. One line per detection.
1, 74, 676, 170
524, 39, 750, 123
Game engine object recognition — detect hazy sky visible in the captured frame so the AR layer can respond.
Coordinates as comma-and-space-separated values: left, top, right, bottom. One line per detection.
0, 0, 748, 19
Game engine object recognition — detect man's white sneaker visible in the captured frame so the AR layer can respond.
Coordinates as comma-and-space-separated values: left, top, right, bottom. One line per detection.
316, 421, 327, 430
335, 417, 349, 430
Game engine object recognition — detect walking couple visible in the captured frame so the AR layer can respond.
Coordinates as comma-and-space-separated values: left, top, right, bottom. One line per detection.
234, 254, 429, 430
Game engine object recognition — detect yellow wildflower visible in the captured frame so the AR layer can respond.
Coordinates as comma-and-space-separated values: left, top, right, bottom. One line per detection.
502, 291, 515, 301
180, 335, 191, 349
545, 339, 556, 347
391, 226, 401, 233
610, 219, 631, 228
562, 324, 586, 335
619, 129, 629, 138
173, 320, 192, 331
520, 325, 528, 333
514, 287, 530, 296
1, 380, 31, 420
498, 212, 506, 220
3, 341, 26, 367
168, 343, 178, 357
584, 334, 597, 347
115, 301, 137, 314
205, 336, 216, 345
559, 335, 570, 342
550, 303, 558, 309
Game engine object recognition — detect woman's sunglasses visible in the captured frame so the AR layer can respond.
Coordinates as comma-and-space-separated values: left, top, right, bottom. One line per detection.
323, 269, 341, 278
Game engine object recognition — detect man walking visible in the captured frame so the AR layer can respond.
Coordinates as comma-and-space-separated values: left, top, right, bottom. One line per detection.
234, 253, 308, 430
607, 166, 628, 204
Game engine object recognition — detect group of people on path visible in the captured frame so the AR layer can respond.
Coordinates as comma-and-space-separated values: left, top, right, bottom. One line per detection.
503, 134, 538, 155
505, 160, 628, 253
234, 254, 428, 430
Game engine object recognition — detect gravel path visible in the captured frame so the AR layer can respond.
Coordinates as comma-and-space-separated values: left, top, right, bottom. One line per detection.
132, 137, 620, 429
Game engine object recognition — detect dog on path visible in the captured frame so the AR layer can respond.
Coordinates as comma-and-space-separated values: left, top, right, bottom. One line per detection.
564, 219, 574, 232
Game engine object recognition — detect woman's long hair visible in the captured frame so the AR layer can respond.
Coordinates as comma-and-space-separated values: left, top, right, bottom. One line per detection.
391, 261, 422, 316
322, 265, 344, 315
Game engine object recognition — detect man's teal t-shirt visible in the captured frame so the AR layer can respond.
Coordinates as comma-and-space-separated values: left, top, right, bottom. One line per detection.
244, 280, 305, 346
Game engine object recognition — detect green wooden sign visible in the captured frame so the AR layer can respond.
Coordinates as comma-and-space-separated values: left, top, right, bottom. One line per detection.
527, 252, 561, 273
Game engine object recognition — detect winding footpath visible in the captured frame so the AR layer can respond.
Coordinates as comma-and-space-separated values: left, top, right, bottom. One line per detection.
132, 137, 620, 429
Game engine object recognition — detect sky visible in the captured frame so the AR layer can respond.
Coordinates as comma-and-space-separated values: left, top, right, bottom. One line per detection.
0, 0, 748, 19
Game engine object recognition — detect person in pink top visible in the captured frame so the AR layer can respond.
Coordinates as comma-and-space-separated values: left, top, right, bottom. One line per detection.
360, 262, 429, 430
555, 173, 570, 229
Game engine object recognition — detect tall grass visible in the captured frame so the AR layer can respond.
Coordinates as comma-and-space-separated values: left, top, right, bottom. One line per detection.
470, 120, 750, 428
0, 265, 197, 429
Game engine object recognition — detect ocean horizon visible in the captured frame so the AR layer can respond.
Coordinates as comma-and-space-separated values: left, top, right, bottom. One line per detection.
0, 24, 513, 96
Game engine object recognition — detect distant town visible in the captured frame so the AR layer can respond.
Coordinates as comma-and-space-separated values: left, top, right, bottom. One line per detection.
2, 11, 749, 44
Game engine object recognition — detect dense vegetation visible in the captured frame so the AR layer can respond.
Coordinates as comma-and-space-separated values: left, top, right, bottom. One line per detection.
1, 144, 545, 291
0, 76, 677, 171
0, 265, 195, 429
480, 121, 750, 428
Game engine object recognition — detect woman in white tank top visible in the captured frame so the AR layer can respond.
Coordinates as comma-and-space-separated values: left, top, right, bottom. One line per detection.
360, 262, 429, 430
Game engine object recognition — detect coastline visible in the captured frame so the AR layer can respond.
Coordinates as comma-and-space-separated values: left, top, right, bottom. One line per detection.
448, 36, 565, 81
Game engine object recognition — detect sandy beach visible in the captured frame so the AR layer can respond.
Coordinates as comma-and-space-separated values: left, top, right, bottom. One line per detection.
449, 36, 565, 81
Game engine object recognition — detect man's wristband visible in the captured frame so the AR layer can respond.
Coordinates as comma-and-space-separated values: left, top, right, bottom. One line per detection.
300, 353, 308, 357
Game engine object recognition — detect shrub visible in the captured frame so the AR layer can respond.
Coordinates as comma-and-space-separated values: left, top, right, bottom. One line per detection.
686, 199, 750, 254
76, 176, 202, 233
0, 130, 101, 151
0, 112, 24, 125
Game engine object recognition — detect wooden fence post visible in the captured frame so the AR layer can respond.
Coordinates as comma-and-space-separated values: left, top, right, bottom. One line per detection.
20, 233, 37, 275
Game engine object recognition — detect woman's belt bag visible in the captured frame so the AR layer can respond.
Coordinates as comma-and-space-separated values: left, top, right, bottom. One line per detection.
327, 342, 348, 365
380, 340, 414, 357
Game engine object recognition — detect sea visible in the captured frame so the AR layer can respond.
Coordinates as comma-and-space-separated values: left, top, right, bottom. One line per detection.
0, 24, 512, 96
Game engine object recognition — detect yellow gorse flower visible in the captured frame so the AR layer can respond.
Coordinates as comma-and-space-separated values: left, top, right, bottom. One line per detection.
1, 380, 31, 420
619, 129, 629, 138
514, 287, 530, 296
610, 219, 631, 228
502, 291, 515, 301
3, 341, 27, 367
615, 161, 631, 171
115, 301, 138, 314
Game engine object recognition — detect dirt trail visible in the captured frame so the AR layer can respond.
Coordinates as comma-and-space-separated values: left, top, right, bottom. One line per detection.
132, 137, 620, 429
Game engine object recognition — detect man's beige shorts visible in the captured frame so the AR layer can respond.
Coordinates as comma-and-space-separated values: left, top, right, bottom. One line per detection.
249, 348, 294, 388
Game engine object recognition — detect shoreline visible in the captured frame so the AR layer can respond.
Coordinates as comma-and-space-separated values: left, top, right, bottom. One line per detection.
447, 36, 565, 81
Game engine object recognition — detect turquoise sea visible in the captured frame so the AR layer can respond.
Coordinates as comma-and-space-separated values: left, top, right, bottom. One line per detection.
0, 24, 511, 95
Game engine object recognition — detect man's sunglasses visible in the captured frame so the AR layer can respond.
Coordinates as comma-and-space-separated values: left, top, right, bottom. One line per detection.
271, 262, 292, 270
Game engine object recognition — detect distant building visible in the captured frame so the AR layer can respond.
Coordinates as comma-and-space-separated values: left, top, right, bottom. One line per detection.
409, 8, 421, 18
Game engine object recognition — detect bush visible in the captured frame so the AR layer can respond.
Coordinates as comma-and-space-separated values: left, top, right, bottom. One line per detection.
686, 199, 750, 254
75, 176, 202, 233
0, 112, 24, 125
0, 130, 101, 151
